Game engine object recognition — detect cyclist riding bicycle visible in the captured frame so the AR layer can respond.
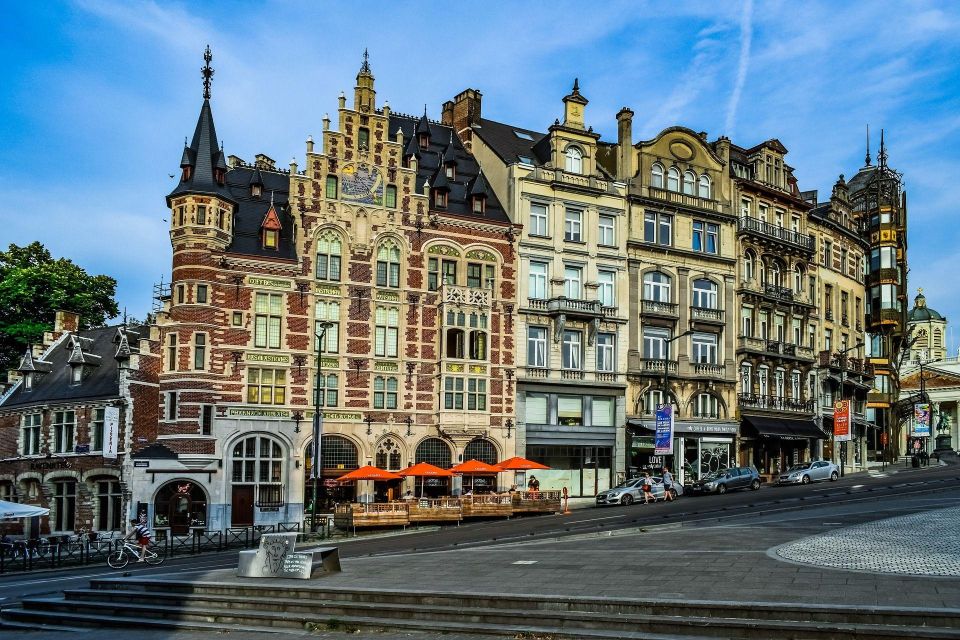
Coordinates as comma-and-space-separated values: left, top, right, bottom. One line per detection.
128, 518, 151, 562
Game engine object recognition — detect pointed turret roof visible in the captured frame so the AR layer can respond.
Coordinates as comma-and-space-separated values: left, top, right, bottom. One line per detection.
404, 129, 421, 159
563, 78, 589, 106
441, 131, 457, 165
431, 162, 451, 191
415, 106, 431, 135
261, 202, 283, 231
468, 168, 491, 198
167, 47, 235, 205
249, 165, 264, 188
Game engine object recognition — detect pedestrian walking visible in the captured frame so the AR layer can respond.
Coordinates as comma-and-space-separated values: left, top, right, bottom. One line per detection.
661, 467, 675, 502
641, 472, 654, 504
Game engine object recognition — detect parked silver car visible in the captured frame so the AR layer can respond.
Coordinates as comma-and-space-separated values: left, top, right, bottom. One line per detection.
595, 476, 682, 506
777, 460, 840, 485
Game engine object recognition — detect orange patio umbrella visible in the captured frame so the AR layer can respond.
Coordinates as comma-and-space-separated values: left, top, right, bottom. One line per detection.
452, 459, 501, 494
495, 457, 550, 471
399, 462, 454, 497
336, 465, 403, 483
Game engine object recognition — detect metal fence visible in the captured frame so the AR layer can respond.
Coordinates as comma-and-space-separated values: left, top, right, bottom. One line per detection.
0, 518, 331, 575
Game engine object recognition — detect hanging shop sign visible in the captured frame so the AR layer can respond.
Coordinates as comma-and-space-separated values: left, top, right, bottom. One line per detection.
654, 404, 674, 455
833, 400, 851, 442
912, 403, 931, 437
103, 405, 120, 459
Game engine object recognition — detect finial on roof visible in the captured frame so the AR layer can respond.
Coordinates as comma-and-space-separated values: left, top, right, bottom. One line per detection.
865, 124, 871, 166
201, 45, 214, 100
573, 78, 580, 93
184, 136, 188, 147
360, 48, 371, 74
878, 128, 888, 168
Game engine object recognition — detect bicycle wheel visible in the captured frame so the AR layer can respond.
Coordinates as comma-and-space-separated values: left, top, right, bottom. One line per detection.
107, 549, 129, 569
145, 545, 165, 566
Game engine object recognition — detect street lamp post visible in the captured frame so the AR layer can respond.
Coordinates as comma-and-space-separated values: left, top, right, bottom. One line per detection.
916, 357, 941, 465
311, 320, 334, 533
836, 341, 864, 477
663, 329, 694, 481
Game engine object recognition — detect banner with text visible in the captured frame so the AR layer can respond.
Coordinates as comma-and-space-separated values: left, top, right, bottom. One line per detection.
912, 403, 931, 437
103, 406, 120, 459
654, 404, 674, 455
833, 400, 851, 442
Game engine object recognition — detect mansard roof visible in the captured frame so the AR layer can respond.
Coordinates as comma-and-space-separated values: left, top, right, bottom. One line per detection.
391, 114, 508, 223
1, 324, 145, 410
221, 164, 296, 260
473, 117, 549, 166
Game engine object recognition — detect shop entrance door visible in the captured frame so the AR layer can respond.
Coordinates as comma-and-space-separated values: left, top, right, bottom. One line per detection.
231, 486, 254, 526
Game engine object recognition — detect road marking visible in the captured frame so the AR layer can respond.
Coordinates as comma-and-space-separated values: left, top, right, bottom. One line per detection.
512, 560, 538, 565
823, 522, 843, 525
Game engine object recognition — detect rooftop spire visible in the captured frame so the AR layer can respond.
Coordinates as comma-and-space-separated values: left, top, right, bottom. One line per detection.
201, 44, 214, 100
360, 48, 371, 74
878, 128, 888, 168
865, 124, 871, 166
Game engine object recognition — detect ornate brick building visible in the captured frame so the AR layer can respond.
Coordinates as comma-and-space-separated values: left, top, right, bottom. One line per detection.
0, 311, 157, 536
134, 49, 518, 534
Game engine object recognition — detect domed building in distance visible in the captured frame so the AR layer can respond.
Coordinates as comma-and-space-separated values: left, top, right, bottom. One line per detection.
907, 289, 947, 362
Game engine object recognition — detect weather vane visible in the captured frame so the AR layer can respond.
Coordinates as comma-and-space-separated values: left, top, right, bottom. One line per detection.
202, 45, 214, 100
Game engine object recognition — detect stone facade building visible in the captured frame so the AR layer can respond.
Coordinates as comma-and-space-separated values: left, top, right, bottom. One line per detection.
0, 311, 157, 536
906, 290, 947, 363
454, 82, 630, 496
137, 50, 518, 534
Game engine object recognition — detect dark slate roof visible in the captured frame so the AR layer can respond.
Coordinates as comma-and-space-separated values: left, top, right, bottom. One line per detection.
390, 114, 509, 223
1, 325, 146, 410
908, 292, 945, 322
846, 163, 900, 195
222, 165, 296, 260
474, 117, 549, 166
168, 99, 234, 203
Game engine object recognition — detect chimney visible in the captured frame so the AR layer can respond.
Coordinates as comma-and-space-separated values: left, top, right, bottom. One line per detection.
54, 310, 81, 334
441, 100, 455, 126
450, 89, 482, 134
616, 107, 634, 181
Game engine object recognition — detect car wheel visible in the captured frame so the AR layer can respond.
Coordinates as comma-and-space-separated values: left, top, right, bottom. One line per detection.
750, 479, 761, 490
717, 484, 727, 495
830, 471, 839, 481
669, 489, 678, 500
802, 475, 811, 485
621, 494, 634, 506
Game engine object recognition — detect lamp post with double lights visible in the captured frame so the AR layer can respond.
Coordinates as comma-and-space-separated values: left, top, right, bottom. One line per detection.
835, 341, 864, 477
310, 320, 334, 533
662, 329, 695, 478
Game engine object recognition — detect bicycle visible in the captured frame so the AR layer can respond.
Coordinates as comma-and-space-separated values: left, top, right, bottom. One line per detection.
106, 540, 165, 568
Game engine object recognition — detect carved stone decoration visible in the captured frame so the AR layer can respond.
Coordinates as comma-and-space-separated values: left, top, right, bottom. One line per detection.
554, 314, 566, 343
588, 318, 600, 346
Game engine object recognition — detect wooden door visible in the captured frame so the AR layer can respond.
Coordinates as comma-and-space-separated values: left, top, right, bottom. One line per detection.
231, 486, 255, 526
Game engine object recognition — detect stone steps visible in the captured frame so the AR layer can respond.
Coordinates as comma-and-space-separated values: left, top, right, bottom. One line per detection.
4, 577, 960, 639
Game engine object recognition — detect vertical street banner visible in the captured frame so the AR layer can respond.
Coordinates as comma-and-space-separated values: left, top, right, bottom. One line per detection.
103, 406, 120, 459
654, 404, 674, 455
833, 400, 851, 442
912, 403, 931, 437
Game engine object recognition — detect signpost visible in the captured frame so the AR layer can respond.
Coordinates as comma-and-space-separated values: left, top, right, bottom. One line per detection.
654, 404, 674, 455
833, 400, 851, 442
912, 403, 931, 437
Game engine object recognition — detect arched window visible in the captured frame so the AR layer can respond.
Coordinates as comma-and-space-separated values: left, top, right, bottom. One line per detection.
415, 438, 452, 468
464, 438, 498, 465
794, 265, 805, 292
767, 260, 782, 287
232, 435, 284, 510
667, 167, 680, 192
682, 170, 696, 195
740, 362, 752, 395
564, 146, 583, 174
651, 163, 665, 189
316, 231, 342, 281
744, 250, 756, 282
375, 438, 403, 471
643, 271, 672, 302
692, 278, 718, 309
376, 240, 401, 288
693, 393, 719, 418
698, 174, 711, 199
153, 481, 207, 534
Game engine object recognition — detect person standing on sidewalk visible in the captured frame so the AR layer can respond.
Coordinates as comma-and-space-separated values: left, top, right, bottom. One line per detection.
641, 472, 654, 504
661, 467, 675, 502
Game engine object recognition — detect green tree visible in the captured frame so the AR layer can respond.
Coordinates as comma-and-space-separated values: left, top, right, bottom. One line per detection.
0, 242, 119, 381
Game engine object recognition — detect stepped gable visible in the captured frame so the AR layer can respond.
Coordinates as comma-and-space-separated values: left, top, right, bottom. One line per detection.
2, 324, 146, 409
391, 112, 508, 223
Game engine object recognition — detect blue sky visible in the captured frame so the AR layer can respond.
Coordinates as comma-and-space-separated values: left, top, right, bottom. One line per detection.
2, 1, 959, 351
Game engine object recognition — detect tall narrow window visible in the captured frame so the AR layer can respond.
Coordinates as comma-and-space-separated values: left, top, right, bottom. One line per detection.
564, 146, 583, 174
201, 405, 214, 436
325, 175, 338, 199
314, 373, 338, 407
561, 330, 582, 370
166, 391, 178, 420
196, 284, 208, 304
21, 413, 41, 455
53, 481, 76, 532
467, 378, 487, 410
682, 170, 696, 195
385, 184, 397, 208
52, 410, 75, 454
254, 293, 283, 349
196, 205, 207, 225
596, 333, 615, 372
315, 301, 340, 353
444, 377, 464, 410
166, 332, 177, 371
529, 261, 548, 299
358, 127, 370, 149
564, 266, 582, 299
741, 307, 753, 337
529, 203, 548, 236
651, 163, 664, 188
376, 242, 401, 288
374, 306, 400, 357
694, 393, 719, 418
698, 174, 711, 198
315, 232, 342, 281
597, 270, 616, 307
96, 480, 122, 531
527, 326, 547, 368
467, 263, 483, 288
598, 214, 615, 246
193, 333, 206, 370
564, 209, 583, 242
374, 376, 398, 409
667, 167, 680, 191
441, 259, 457, 286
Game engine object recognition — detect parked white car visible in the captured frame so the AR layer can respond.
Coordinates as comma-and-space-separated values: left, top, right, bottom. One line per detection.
777, 460, 840, 485
595, 476, 682, 505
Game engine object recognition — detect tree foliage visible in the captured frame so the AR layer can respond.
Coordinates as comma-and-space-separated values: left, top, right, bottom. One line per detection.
0, 242, 119, 381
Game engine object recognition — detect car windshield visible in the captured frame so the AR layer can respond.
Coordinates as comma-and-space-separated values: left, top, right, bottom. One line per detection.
786, 465, 809, 472
615, 478, 642, 489
702, 470, 727, 480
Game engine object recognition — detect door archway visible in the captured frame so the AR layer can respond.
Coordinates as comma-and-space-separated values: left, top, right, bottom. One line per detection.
154, 481, 208, 535
305, 435, 359, 508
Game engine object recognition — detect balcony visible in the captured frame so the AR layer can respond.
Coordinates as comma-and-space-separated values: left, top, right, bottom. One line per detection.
870, 309, 902, 327
737, 216, 815, 251
527, 297, 604, 320
738, 393, 815, 413
737, 335, 767, 352
640, 300, 679, 318
690, 362, 726, 378
560, 369, 585, 381
818, 352, 875, 377
690, 306, 724, 325
738, 337, 814, 362
524, 367, 549, 379
597, 372, 620, 383
529, 166, 611, 193
764, 284, 794, 302
647, 186, 723, 213
444, 285, 490, 307
636, 359, 678, 375
868, 268, 900, 285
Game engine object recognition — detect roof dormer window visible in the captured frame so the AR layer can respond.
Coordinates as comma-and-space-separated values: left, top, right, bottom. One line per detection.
182, 166, 193, 181
446, 165, 455, 180
434, 190, 448, 208
70, 365, 83, 386
419, 133, 430, 150
564, 146, 583, 174
23, 373, 33, 391
251, 183, 262, 198
263, 229, 279, 250
472, 195, 485, 214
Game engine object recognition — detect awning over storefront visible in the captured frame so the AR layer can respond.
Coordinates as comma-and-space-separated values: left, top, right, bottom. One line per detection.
627, 419, 738, 436
741, 415, 826, 440
822, 416, 879, 433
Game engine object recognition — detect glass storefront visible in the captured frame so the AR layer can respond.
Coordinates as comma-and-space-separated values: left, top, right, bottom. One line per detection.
526, 445, 613, 496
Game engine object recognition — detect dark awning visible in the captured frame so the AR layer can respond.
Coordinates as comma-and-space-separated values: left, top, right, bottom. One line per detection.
627, 418, 738, 436
742, 415, 826, 440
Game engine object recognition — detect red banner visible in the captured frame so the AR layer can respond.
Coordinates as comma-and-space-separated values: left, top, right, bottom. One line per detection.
833, 400, 851, 442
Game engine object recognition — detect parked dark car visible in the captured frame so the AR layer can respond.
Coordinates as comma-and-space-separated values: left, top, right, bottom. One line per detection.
688, 466, 761, 494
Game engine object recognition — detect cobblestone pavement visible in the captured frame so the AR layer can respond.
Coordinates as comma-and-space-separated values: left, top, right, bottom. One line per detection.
9, 630, 458, 639
774, 505, 960, 576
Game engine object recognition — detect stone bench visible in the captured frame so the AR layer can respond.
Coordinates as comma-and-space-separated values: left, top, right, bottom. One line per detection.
237, 532, 341, 580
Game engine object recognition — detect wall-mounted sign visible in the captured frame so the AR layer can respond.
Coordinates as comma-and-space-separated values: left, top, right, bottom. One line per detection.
912, 403, 931, 437
247, 276, 292, 290
315, 284, 342, 296
134, 460, 150, 468
103, 405, 120, 459
227, 408, 291, 418
375, 361, 399, 372
654, 404, 674, 455
246, 353, 290, 364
